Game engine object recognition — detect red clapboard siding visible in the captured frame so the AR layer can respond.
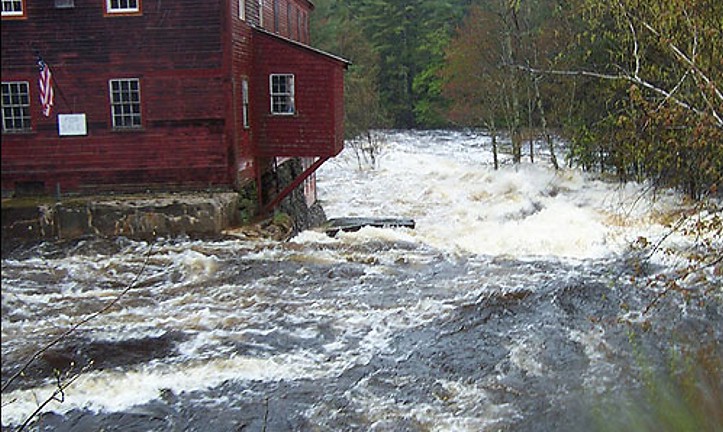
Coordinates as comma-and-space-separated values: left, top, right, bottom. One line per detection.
1, 0, 231, 193
2, 0, 344, 196
257, 0, 313, 42
251, 28, 347, 158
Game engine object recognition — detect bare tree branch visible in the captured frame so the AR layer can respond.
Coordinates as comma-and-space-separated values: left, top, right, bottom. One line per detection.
509, 63, 722, 128
1, 243, 154, 394
18, 365, 90, 431
638, 18, 722, 104
618, 0, 641, 79
509, 1, 722, 129
636, 15, 723, 125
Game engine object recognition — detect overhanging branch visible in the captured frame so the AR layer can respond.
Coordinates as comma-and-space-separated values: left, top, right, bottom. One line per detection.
508, 63, 722, 128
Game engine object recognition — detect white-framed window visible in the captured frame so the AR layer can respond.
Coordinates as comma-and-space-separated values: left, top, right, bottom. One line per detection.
239, 0, 245, 20
109, 78, 142, 129
241, 78, 250, 128
1, 81, 31, 133
270, 74, 294, 115
258, 0, 264, 26
296, 8, 301, 41
286, 3, 292, 37
105, 0, 140, 14
1, 0, 25, 18
301, 11, 308, 42
272, 0, 279, 33
54, 0, 75, 9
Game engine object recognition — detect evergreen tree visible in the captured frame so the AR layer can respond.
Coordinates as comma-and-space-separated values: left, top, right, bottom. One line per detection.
311, 0, 388, 141
349, 0, 464, 128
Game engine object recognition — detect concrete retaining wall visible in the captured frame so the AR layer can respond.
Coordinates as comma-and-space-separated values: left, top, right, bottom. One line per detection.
2, 192, 241, 251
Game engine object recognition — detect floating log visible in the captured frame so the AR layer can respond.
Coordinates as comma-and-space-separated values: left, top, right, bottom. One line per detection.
324, 217, 416, 237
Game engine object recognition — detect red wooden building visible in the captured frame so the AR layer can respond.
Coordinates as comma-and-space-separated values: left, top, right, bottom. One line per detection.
1, 0, 348, 212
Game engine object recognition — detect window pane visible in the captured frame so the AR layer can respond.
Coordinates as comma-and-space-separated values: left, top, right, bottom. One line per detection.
108, 0, 138, 11
1, 81, 30, 132
2, 0, 24, 14
109, 79, 142, 129
270, 74, 294, 115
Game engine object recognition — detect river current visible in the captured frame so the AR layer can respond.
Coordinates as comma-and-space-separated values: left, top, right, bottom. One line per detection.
2, 130, 721, 431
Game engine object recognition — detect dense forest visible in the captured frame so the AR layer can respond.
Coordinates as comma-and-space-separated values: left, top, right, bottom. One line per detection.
310, 0, 722, 199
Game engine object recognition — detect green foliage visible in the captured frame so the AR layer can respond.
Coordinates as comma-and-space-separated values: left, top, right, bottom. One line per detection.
440, 0, 578, 163
559, 0, 723, 198
313, 0, 721, 197
598, 200, 723, 431
412, 59, 448, 128
236, 180, 259, 223
594, 336, 723, 432
311, 0, 389, 140
346, 0, 466, 128
440, 4, 507, 129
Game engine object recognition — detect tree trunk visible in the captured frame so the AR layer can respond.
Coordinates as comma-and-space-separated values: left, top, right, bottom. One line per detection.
501, 0, 522, 164
533, 76, 558, 170
527, 81, 535, 163
491, 126, 499, 170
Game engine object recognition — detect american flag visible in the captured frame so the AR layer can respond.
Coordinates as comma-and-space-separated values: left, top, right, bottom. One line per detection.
38, 58, 54, 117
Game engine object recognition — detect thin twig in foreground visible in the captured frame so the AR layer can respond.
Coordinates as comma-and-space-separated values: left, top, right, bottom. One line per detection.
1, 243, 154, 394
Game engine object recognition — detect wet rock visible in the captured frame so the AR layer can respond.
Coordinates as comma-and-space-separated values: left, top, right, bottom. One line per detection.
325, 217, 416, 237
3, 332, 185, 392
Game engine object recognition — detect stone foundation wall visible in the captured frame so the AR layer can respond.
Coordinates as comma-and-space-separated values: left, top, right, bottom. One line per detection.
2, 157, 328, 251
1, 193, 240, 252
267, 158, 327, 235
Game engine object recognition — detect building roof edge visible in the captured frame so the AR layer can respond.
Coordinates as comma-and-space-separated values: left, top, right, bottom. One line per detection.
252, 26, 351, 68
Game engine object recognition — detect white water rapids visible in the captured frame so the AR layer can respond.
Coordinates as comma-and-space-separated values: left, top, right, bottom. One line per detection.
1, 130, 720, 431
316, 130, 681, 259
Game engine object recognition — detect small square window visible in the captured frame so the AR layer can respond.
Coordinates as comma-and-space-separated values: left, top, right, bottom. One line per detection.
1, 81, 31, 133
109, 78, 142, 129
2, 0, 25, 18
270, 74, 294, 115
55, 0, 75, 9
106, 0, 140, 15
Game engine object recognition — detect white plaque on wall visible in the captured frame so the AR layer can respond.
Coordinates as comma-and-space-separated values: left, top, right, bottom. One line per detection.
58, 114, 87, 136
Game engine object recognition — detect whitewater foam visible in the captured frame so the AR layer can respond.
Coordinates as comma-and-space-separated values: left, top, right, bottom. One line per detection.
317, 131, 683, 260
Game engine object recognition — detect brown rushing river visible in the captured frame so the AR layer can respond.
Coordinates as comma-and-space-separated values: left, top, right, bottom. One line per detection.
2, 130, 721, 431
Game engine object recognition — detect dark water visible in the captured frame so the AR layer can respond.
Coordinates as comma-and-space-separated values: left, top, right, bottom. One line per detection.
2, 236, 720, 431
2, 131, 721, 431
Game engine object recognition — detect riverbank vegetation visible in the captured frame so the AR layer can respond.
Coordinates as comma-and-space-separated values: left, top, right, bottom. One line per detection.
311, 0, 722, 199
312, 2, 721, 429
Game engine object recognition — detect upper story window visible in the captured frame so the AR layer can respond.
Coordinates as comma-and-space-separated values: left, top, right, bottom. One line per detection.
272, 0, 279, 33
300, 11, 307, 43
239, 0, 245, 20
296, 8, 301, 41
270, 74, 294, 115
286, 3, 292, 38
242, 79, 250, 128
2, 0, 26, 18
109, 78, 142, 129
105, 0, 141, 15
1, 81, 31, 133
258, 0, 264, 27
